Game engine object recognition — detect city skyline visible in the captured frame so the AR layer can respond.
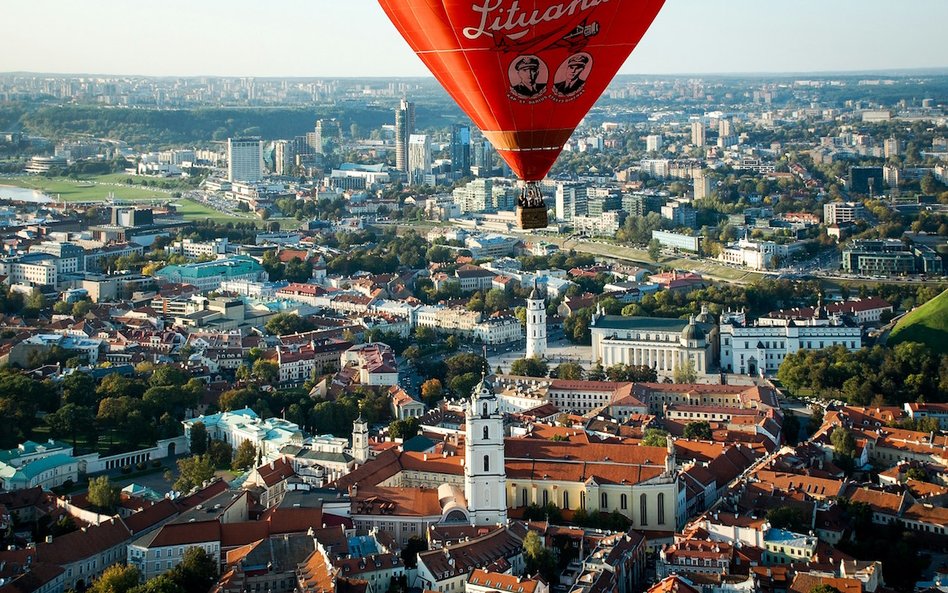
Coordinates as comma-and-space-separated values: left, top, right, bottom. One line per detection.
2, 0, 947, 78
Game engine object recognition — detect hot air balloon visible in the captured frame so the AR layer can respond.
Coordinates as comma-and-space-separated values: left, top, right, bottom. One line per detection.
378, 0, 666, 230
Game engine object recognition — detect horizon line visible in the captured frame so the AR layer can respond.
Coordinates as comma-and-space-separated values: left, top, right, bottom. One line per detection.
2, 66, 948, 80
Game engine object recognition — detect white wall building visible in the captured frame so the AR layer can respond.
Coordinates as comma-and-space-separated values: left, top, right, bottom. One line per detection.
720, 308, 862, 376
227, 137, 263, 183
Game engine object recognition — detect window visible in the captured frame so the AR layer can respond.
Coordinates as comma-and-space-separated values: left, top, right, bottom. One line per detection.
482, 403, 488, 416
601, 492, 608, 509
483, 455, 490, 472
563, 491, 570, 509
483, 426, 489, 440
521, 488, 527, 506
658, 493, 665, 525
621, 494, 628, 510
640, 494, 648, 526
542, 490, 548, 506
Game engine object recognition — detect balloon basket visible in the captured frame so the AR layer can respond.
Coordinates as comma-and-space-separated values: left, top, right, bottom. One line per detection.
516, 182, 549, 230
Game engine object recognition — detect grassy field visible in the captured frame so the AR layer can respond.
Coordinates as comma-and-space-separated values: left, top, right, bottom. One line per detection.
174, 198, 253, 224
889, 288, 948, 354
0, 175, 170, 202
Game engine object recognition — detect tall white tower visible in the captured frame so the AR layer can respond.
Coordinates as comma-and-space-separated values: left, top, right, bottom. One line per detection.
525, 282, 547, 360
352, 415, 369, 465
464, 378, 507, 525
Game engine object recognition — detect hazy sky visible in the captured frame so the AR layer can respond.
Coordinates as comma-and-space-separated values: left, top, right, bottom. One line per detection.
3, 0, 946, 77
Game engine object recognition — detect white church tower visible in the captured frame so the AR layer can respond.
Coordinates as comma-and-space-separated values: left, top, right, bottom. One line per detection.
352, 415, 369, 465
525, 281, 547, 359
464, 377, 507, 525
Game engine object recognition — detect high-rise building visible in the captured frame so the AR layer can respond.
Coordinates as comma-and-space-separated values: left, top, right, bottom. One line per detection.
718, 118, 732, 138
395, 99, 415, 174
273, 140, 294, 176
451, 125, 472, 176
310, 119, 339, 156
555, 183, 588, 222
407, 134, 431, 186
849, 167, 885, 195
694, 174, 713, 201
226, 137, 263, 182
473, 141, 497, 176
646, 134, 663, 153
691, 121, 706, 147
525, 283, 547, 360
622, 193, 664, 216
884, 138, 899, 158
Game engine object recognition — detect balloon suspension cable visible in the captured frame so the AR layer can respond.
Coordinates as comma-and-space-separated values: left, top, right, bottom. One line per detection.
518, 181, 546, 209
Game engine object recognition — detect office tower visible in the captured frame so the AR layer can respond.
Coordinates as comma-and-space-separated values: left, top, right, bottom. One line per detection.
691, 121, 706, 147
408, 134, 431, 186
554, 183, 588, 222
227, 137, 263, 182
849, 167, 885, 196
311, 119, 339, 155
451, 124, 472, 176
646, 134, 663, 153
473, 140, 496, 176
273, 140, 294, 176
395, 98, 415, 173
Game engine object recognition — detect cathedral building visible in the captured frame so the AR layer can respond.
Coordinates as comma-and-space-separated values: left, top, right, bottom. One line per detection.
590, 306, 718, 375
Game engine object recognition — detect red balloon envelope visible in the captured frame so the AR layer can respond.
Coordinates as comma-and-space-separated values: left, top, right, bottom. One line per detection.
378, 0, 666, 182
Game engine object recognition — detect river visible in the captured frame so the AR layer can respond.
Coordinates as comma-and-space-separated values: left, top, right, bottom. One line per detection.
0, 185, 54, 203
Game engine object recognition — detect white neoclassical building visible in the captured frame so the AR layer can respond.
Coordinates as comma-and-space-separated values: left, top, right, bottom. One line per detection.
590, 307, 718, 375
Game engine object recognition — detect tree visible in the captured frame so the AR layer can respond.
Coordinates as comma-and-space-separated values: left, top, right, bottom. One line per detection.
389, 417, 420, 440
170, 547, 218, 593
61, 372, 97, 407
831, 426, 857, 459
555, 362, 584, 380
149, 365, 188, 388
510, 357, 549, 378
766, 505, 810, 532
647, 239, 662, 262
207, 439, 233, 469
564, 308, 593, 344
189, 421, 208, 456
71, 300, 92, 318
89, 563, 141, 593
420, 379, 443, 406
252, 360, 279, 385
129, 575, 184, 593
782, 414, 801, 445
906, 467, 928, 482
809, 586, 843, 593
87, 476, 119, 512
46, 403, 95, 449
401, 535, 428, 569
484, 288, 510, 313
683, 421, 713, 440
174, 455, 215, 492
232, 440, 256, 471
642, 428, 669, 447
672, 359, 698, 384
522, 530, 556, 582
